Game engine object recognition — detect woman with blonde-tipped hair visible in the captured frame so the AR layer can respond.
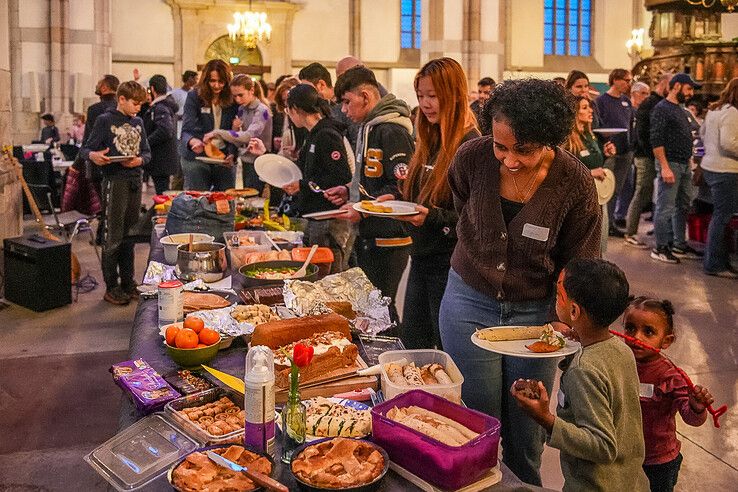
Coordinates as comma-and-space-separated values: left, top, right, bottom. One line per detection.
394, 57, 480, 350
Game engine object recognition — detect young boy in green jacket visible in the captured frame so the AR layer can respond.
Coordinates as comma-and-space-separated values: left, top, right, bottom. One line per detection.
512, 258, 649, 491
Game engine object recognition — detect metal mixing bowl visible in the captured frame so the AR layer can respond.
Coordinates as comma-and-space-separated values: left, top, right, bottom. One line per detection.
175, 242, 227, 283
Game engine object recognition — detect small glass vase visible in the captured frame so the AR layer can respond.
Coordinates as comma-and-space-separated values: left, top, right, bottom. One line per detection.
281, 372, 306, 463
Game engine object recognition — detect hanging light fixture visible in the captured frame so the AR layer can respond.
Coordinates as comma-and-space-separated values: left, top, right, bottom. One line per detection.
227, 1, 272, 49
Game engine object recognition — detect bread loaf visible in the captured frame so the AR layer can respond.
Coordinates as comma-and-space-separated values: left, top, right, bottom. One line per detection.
250, 313, 350, 349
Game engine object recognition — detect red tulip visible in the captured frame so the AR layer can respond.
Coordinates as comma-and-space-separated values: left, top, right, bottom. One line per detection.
293, 343, 314, 368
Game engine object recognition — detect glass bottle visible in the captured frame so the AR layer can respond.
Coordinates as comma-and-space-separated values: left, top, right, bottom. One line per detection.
280, 371, 306, 463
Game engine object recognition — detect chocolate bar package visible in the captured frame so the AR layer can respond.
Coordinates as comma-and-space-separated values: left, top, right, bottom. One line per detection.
163, 369, 215, 395
111, 359, 181, 413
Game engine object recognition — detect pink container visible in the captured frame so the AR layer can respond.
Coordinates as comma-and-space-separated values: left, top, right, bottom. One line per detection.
371, 390, 500, 490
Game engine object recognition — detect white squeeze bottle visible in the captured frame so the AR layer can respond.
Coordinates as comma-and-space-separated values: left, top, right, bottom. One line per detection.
244, 346, 275, 457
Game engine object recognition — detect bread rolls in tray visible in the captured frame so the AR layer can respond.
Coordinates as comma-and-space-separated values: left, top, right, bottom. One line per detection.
386, 406, 479, 447
385, 362, 453, 387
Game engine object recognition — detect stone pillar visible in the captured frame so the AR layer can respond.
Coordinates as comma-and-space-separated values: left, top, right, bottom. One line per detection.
349, 0, 361, 57
0, 1, 12, 145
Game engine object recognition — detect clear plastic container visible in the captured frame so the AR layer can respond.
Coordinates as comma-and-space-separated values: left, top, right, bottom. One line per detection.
164, 387, 245, 445
85, 413, 199, 491
223, 230, 272, 270
378, 349, 464, 403
265, 230, 304, 250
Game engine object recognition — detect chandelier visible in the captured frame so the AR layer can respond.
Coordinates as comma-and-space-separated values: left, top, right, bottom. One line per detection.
227, 1, 272, 50
684, 0, 738, 12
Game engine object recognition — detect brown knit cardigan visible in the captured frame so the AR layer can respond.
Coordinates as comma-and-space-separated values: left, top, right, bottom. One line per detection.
448, 136, 601, 303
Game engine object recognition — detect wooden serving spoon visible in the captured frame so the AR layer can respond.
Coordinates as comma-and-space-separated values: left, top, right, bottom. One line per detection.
188, 233, 193, 252
610, 329, 728, 428
293, 244, 318, 278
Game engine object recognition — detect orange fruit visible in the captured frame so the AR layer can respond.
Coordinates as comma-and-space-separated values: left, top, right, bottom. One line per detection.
165, 325, 180, 346
198, 328, 220, 346
197, 343, 208, 348
184, 316, 205, 334
174, 328, 199, 349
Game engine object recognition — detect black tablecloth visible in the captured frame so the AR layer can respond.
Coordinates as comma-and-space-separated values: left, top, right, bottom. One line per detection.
114, 230, 551, 491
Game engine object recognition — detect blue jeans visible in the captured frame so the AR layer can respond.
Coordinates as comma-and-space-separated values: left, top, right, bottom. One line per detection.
654, 160, 692, 249
605, 153, 633, 226
703, 169, 738, 273
439, 269, 557, 486
181, 158, 235, 191
625, 157, 656, 236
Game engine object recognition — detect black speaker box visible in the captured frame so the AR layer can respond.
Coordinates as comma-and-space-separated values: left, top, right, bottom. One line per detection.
3, 235, 71, 311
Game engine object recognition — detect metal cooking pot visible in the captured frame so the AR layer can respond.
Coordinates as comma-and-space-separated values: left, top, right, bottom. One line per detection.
175, 242, 227, 283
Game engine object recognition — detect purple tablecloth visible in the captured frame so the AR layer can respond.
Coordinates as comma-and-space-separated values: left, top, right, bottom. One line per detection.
113, 230, 547, 491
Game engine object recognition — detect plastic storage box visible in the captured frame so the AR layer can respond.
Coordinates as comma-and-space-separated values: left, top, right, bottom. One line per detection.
378, 349, 463, 403
164, 387, 245, 445
371, 389, 501, 490
291, 247, 334, 278
223, 230, 272, 270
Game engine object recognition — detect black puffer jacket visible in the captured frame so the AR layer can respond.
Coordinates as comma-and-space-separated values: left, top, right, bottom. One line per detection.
144, 94, 179, 177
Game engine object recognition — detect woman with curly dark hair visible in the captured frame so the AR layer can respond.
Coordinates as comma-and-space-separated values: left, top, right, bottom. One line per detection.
439, 78, 602, 485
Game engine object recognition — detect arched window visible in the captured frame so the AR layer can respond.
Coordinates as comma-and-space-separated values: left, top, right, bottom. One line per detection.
544, 0, 592, 56
401, 0, 421, 49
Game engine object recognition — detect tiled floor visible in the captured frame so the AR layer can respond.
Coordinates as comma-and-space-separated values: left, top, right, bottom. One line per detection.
0, 220, 735, 491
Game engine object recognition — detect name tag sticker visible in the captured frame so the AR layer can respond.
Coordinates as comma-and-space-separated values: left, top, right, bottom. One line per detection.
621, 101, 629, 107
639, 383, 654, 398
557, 389, 566, 408
522, 223, 550, 242
201, 107, 211, 114
309, 143, 316, 153
579, 149, 590, 157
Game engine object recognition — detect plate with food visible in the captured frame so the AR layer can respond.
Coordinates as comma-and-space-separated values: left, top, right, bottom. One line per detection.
254, 154, 303, 187
471, 324, 580, 358
277, 397, 372, 442
290, 437, 389, 491
302, 209, 350, 220
106, 155, 138, 162
225, 187, 260, 198
196, 156, 230, 165
353, 200, 419, 217
168, 444, 273, 492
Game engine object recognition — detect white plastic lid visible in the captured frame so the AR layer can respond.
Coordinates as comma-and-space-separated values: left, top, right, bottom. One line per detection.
245, 345, 275, 384
84, 413, 199, 491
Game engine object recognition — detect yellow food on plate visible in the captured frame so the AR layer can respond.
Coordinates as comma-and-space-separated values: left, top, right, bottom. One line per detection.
361, 200, 393, 213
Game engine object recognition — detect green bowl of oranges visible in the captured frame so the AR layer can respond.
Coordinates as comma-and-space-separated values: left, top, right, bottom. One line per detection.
163, 316, 221, 368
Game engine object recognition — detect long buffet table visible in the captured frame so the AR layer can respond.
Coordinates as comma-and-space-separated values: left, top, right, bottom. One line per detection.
115, 230, 554, 491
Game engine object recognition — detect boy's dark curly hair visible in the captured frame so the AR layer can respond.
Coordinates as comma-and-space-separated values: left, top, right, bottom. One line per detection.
482, 78, 576, 148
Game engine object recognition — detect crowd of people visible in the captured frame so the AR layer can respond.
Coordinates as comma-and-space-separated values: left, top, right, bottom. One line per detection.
57, 55, 736, 490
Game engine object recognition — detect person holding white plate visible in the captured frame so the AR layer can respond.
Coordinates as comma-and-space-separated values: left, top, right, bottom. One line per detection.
439, 78, 601, 486
564, 96, 617, 255
390, 58, 480, 350
249, 84, 353, 272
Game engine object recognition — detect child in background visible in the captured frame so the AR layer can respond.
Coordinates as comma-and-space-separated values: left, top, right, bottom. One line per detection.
622, 297, 714, 492
80, 81, 151, 305
512, 258, 649, 491
40, 113, 60, 144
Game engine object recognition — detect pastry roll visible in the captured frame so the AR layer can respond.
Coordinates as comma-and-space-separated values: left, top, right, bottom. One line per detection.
386, 363, 406, 385
420, 366, 438, 385
428, 363, 453, 385
402, 363, 424, 386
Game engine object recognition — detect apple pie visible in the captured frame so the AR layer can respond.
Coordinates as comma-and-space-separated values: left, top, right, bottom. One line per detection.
291, 437, 385, 489
171, 445, 271, 492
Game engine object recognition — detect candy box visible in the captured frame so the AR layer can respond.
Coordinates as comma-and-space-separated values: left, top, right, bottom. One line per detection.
111, 359, 180, 414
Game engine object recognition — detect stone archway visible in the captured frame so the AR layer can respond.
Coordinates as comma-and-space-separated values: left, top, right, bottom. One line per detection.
203, 35, 271, 77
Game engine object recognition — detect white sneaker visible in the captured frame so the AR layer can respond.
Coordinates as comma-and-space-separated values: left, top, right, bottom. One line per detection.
624, 235, 648, 249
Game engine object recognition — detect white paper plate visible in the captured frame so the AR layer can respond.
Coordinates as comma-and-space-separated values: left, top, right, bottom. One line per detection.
254, 154, 303, 187
352, 200, 419, 217
276, 398, 371, 442
592, 128, 628, 137
471, 328, 581, 358
195, 156, 229, 165
594, 168, 616, 205
22, 144, 49, 153
302, 209, 350, 220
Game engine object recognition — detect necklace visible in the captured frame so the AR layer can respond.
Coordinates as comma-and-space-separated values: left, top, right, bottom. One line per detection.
510, 153, 547, 203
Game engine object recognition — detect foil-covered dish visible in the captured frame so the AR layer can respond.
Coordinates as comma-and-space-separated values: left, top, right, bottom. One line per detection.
283, 267, 392, 335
